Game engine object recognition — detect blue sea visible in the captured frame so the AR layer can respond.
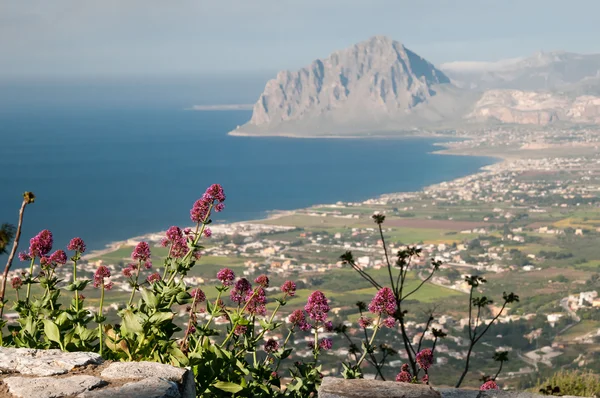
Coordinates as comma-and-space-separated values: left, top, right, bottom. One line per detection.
0, 77, 496, 255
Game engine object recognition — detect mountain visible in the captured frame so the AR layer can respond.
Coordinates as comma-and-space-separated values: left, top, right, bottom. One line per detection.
231, 38, 600, 135
440, 51, 600, 91
232, 36, 474, 136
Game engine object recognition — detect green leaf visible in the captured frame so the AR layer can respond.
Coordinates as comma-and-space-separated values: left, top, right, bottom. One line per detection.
148, 311, 174, 325
140, 289, 159, 309
121, 309, 144, 335
213, 381, 243, 393
42, 319, 61, 345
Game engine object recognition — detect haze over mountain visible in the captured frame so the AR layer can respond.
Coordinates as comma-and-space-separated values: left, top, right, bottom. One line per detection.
231, 37, 600, 136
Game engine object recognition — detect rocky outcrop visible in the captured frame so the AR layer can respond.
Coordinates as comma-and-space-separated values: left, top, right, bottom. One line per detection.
233, 36, 465, 135
319, 377, 592, 398
0, 347, 195, 398
467, 90, 600, 125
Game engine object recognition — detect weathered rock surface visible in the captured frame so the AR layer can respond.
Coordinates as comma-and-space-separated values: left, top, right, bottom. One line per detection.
4, 375, 105, 398
0, 347, 195, 398
0, 348, 103, 376
101, 361, 188, 382
319, 377, 441, 398
77, 377, 181, 398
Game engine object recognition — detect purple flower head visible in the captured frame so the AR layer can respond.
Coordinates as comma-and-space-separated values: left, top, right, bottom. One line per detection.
324, 321, 334, 332
190, 184, 225, 223
190, 288, 206, 303
147, 272, 161, 284
319, 338, 333, 351
132, 242, 151, 262
480, 381, 499, 391
203, 228, 212, 238
245, 287, 267, 316
215, 203, 225, 213
93, 265, 111, 288
163, 227, 189, 258
358, 316, 373, 329
254, 274, 269, 288
368, 287, 397, 316
289, 309, 306, 325
401, 363, 410, 372
206, 184, 226, 203
166, 226, 182, 242
18, 252, 31, 262
234, 325, 247, 336
217, 268, 235, 286
122, 265, 134, 278
11, 277, 22, 290
281, 280, 296, 297
230, 278, 252, 304
50, 250, 67, 266
305, 291, 330, 323
416, 348, 434, 370
421, 375, 429, 384
29, 229, 53, 258
264, 339, 279, 354
144, 261, 152, 270
382, 316, 396, 328
67, 237, 86, 253
396, 371, 412, 383
104, 281, 114, 291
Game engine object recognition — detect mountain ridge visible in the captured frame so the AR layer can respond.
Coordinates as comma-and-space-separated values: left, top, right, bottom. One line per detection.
231, 37, 600, 136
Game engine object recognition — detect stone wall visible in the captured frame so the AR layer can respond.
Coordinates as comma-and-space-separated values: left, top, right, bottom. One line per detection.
318, 377, 591, 398
0, 347, 195, 398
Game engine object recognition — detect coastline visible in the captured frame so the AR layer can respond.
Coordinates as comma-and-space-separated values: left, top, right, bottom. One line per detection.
89, 137, 505, 258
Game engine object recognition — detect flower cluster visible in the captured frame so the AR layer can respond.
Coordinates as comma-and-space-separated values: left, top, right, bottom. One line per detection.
93, 265, 112, 290
190, 184, 225, 223
190, 288, 206, 303
217, 268, 235, 286
251, 275, 269, 289
368, 287, 396, 316
11, 277, 22, 290
67, 237, 86, 253
305, 291, 330, 323
245, 287, 267, 316
29, 229, 53, 258
132, 241, 151, 263
147, 272, 161, 284
396, 363, 412, 383
230, 278, 252, 305
415, 348, 434, 370
281, 280, 296, 297
161, 226, 189, 258
264, 339, 279, 354
318, 338, 332, 351
289, 309, 310, 331
480, 380, 499, 391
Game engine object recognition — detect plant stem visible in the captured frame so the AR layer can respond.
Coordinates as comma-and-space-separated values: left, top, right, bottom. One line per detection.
356, 315, 381, 368
25, 257, 35, 303
98, 281, 105, 357
0, 194, 32, 318
127, 262, 141, 307
221, 288, 258, 347
73, 258, 79, 312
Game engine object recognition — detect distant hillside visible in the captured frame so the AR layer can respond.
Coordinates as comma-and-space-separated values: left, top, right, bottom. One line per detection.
231, 38, 600, 136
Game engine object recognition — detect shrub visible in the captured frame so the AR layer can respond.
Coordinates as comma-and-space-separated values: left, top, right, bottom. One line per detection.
534, 370, 600, 397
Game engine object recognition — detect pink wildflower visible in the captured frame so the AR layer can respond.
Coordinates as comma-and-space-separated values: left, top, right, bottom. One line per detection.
305, 291, 330, 322
132, 242, 151, 262
480, 381, 499, 390
203, 228, 212, 238
416, 348, 434, 370
368, 287, 397, 316
67, 237, 86, 253
49, 250, 67, 265
319, 338, 333, 350
18, 252, 31, 262
382, 316, 396, 328
281, 280, 296, 297
11, 277, 22, 290
230, 278, 252, 304
245, 287, 267, 316
147, 272, 161, 284
396, 371, 412, 383
217, 268, 235, 286
358, 316, 373, 329
264, 339, 279, 353
29, 229, 53, 258
190, 288, 206, 303
254, 274, 269, 288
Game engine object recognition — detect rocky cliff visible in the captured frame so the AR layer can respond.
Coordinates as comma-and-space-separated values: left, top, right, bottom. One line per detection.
231, 37, 600, 135
234, 36, 468, 135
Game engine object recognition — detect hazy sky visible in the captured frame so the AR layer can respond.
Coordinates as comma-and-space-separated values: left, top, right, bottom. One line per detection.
3, 0, 600, 78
